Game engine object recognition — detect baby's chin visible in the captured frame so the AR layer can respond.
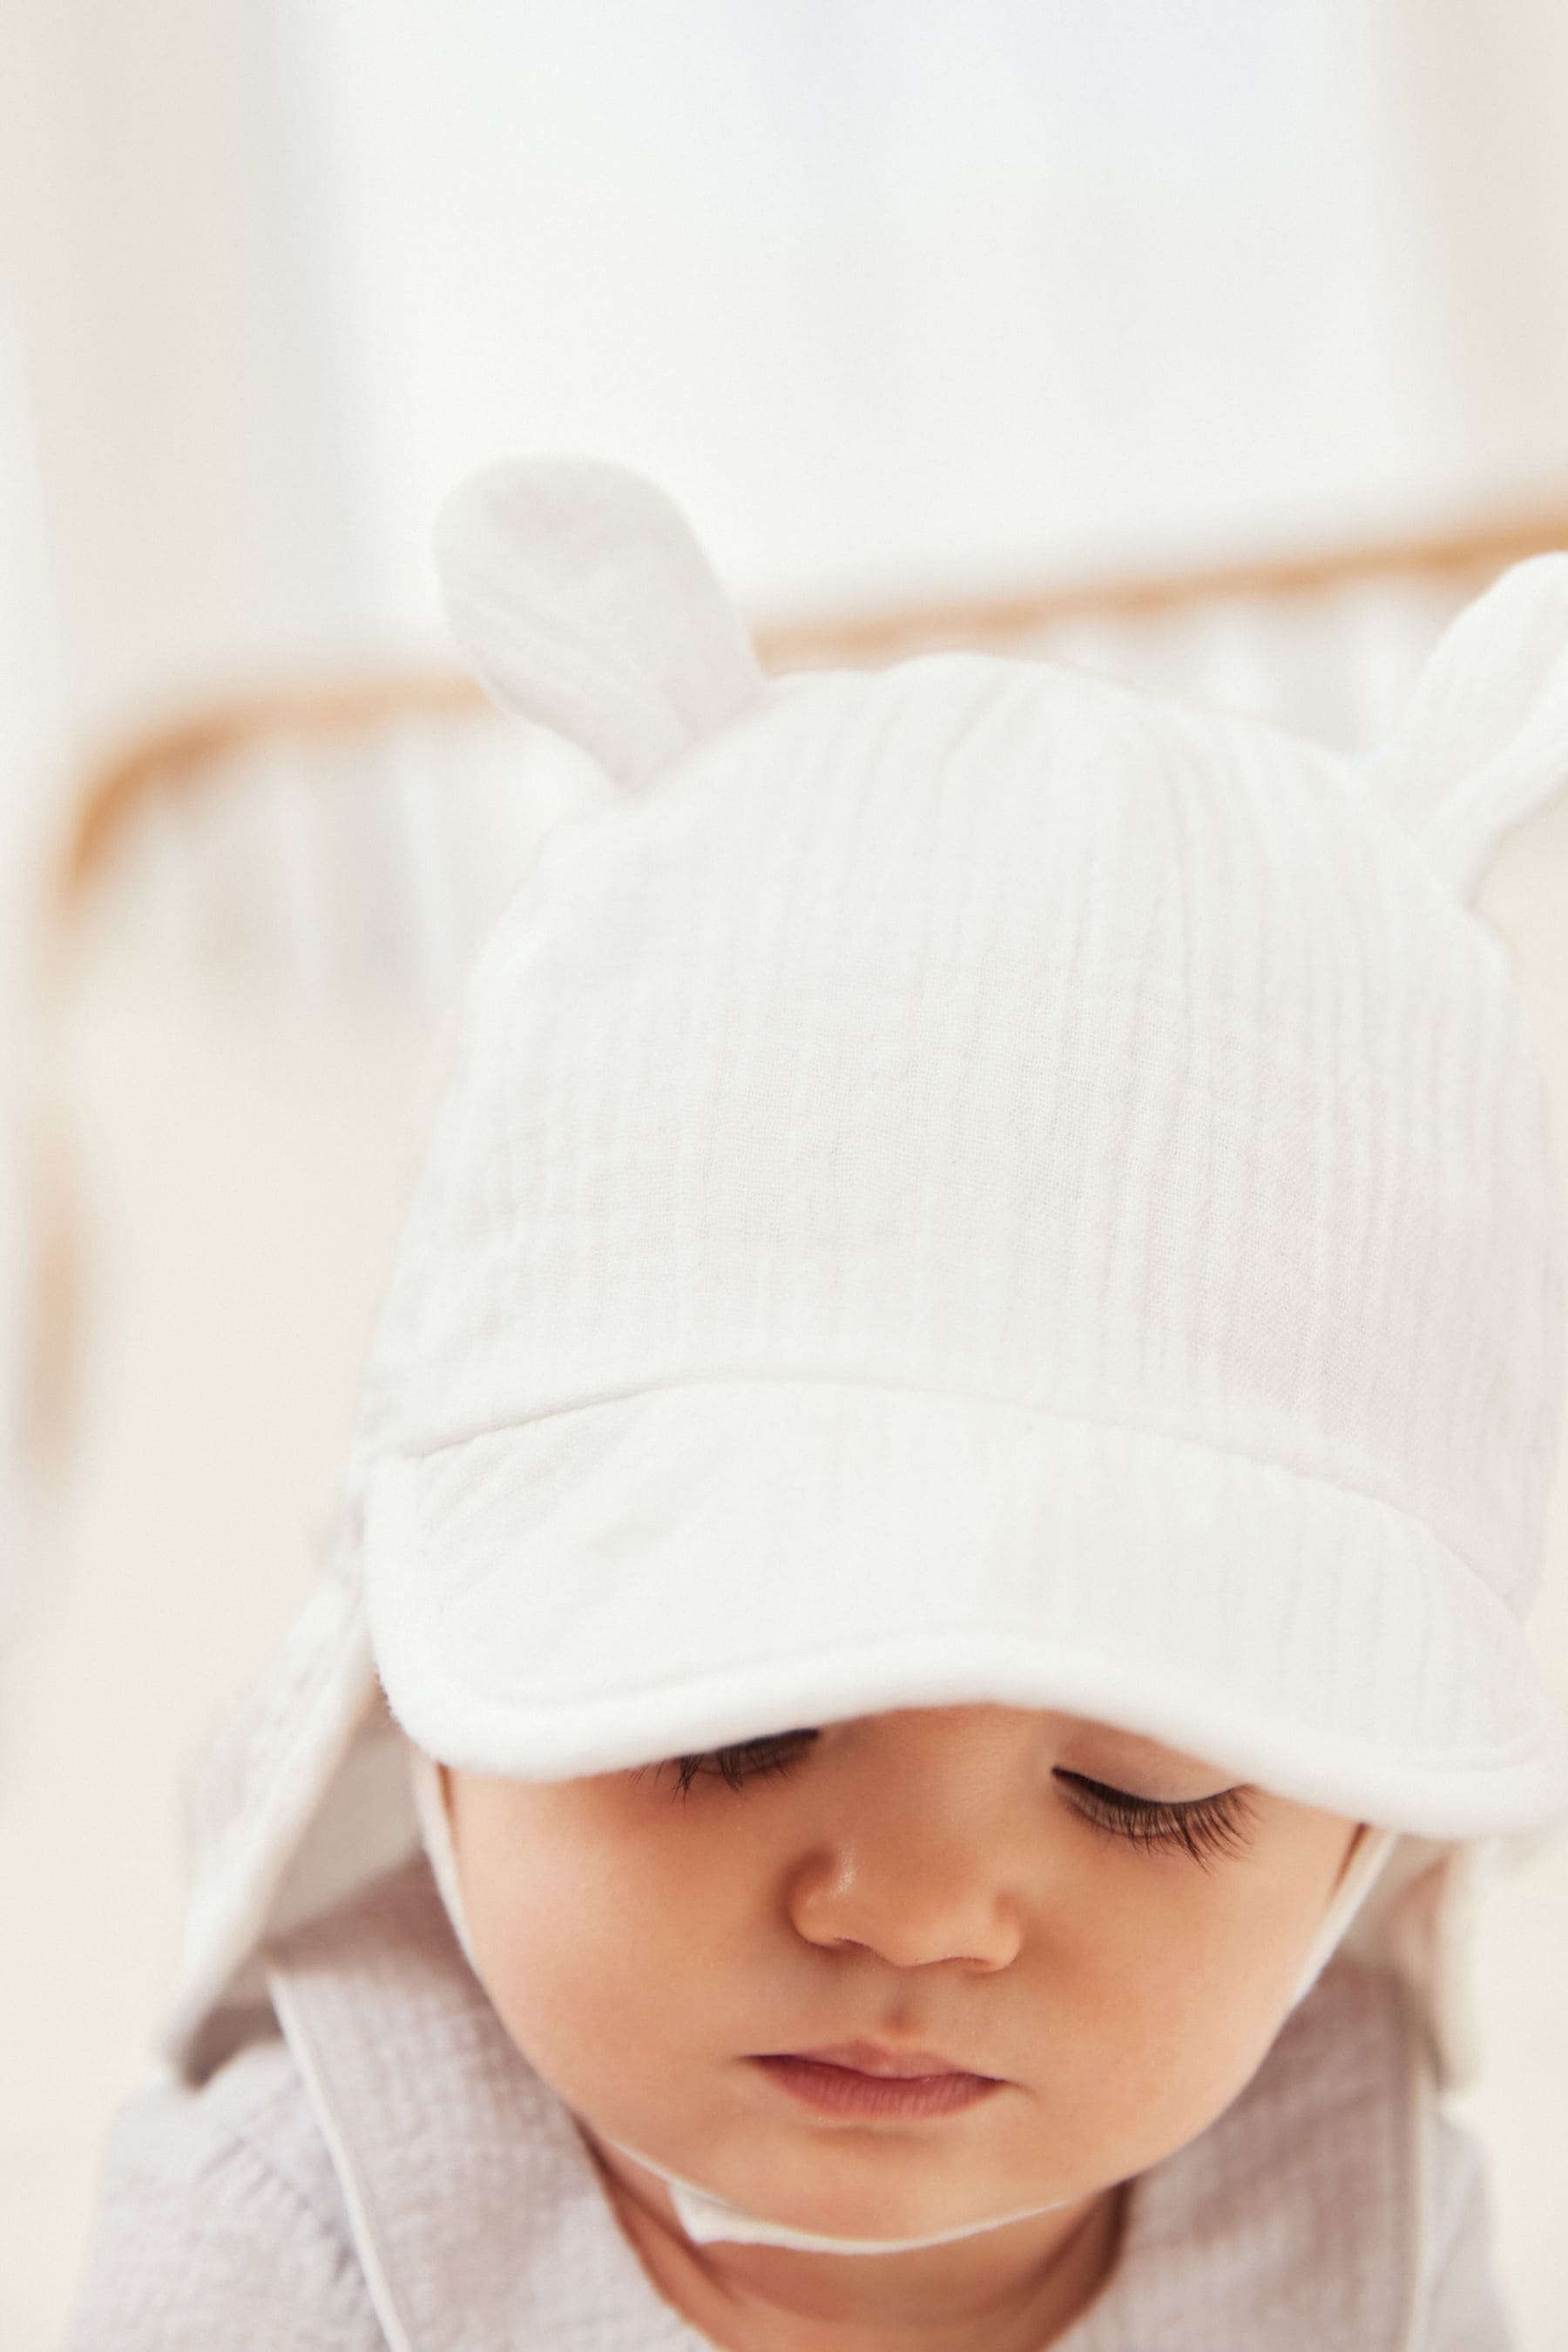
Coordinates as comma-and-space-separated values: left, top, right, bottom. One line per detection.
578, 2107, 1083, 2252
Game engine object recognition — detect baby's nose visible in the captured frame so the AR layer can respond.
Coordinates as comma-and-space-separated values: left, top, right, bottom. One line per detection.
786, 1822, 1024, 1972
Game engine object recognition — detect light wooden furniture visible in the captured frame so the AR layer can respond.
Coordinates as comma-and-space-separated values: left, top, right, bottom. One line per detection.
52, 496, 1568, 916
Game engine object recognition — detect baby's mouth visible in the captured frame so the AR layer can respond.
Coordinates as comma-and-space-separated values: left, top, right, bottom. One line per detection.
749, 2040, 1004, 2120
774, 2038, 992, 2078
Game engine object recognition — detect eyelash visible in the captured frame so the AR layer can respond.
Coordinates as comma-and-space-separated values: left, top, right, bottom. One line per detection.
661, 1732, 817, 1795
643, 1735, 1255, 1864
1053, 1771, 1257, 1867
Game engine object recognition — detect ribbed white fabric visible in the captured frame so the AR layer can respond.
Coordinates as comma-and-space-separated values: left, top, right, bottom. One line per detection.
405, 1740, 1396, 2254
352, 468, 1568, 1842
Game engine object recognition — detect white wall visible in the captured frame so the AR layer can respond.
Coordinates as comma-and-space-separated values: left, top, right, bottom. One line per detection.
267, 0, 1504, 633
1395, 0, 1568, 504
10, 1, 1568, 756
0, 0, 306, 744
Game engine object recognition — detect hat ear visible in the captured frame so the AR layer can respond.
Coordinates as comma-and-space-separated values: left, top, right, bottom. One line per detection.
1362, 552, 1568, 906
434, 456, 767, 789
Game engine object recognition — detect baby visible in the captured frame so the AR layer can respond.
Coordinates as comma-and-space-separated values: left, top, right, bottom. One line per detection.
66, 458, 1568, 2350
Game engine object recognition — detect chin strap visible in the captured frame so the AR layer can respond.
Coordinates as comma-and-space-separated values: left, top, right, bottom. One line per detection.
1286, 1822, 1402, 2010
608, 2143, 1080, 2254
405, 1743, 1400, 2255
406, 1742, 484, 1977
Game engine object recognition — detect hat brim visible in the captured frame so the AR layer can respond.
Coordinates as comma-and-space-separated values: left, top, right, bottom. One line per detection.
362, 1379, 1568, 1840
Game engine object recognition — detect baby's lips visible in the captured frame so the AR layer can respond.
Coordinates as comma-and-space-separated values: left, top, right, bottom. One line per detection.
765, 2039, 998, 2079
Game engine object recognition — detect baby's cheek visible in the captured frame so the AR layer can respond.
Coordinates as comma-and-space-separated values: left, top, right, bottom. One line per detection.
463, 1808, 734, 2099
1061, 1889, 1314, 2179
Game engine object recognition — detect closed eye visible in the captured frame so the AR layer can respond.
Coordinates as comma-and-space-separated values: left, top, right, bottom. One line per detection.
632, 1730, 821, 1799
1053, 1769, 1256, 1867
632, 1740, 1258, 1867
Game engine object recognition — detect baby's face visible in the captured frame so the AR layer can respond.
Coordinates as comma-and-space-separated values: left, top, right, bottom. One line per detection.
443, 1705, 1360, 2247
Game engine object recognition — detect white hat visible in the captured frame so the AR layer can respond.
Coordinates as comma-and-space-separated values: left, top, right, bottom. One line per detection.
159, 459, 1568, 2098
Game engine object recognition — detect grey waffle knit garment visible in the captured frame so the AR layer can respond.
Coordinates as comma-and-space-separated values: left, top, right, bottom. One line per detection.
64, 1854, 1511, 2350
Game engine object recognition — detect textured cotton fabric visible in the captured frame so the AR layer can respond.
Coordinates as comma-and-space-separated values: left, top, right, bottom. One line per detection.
64, 1853, 1513, 2350
355, 649, 1568, 1831
340, 473, 1568, 1835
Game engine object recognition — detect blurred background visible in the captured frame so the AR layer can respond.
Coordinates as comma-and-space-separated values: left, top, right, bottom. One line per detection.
3, 3, 1568, 2344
